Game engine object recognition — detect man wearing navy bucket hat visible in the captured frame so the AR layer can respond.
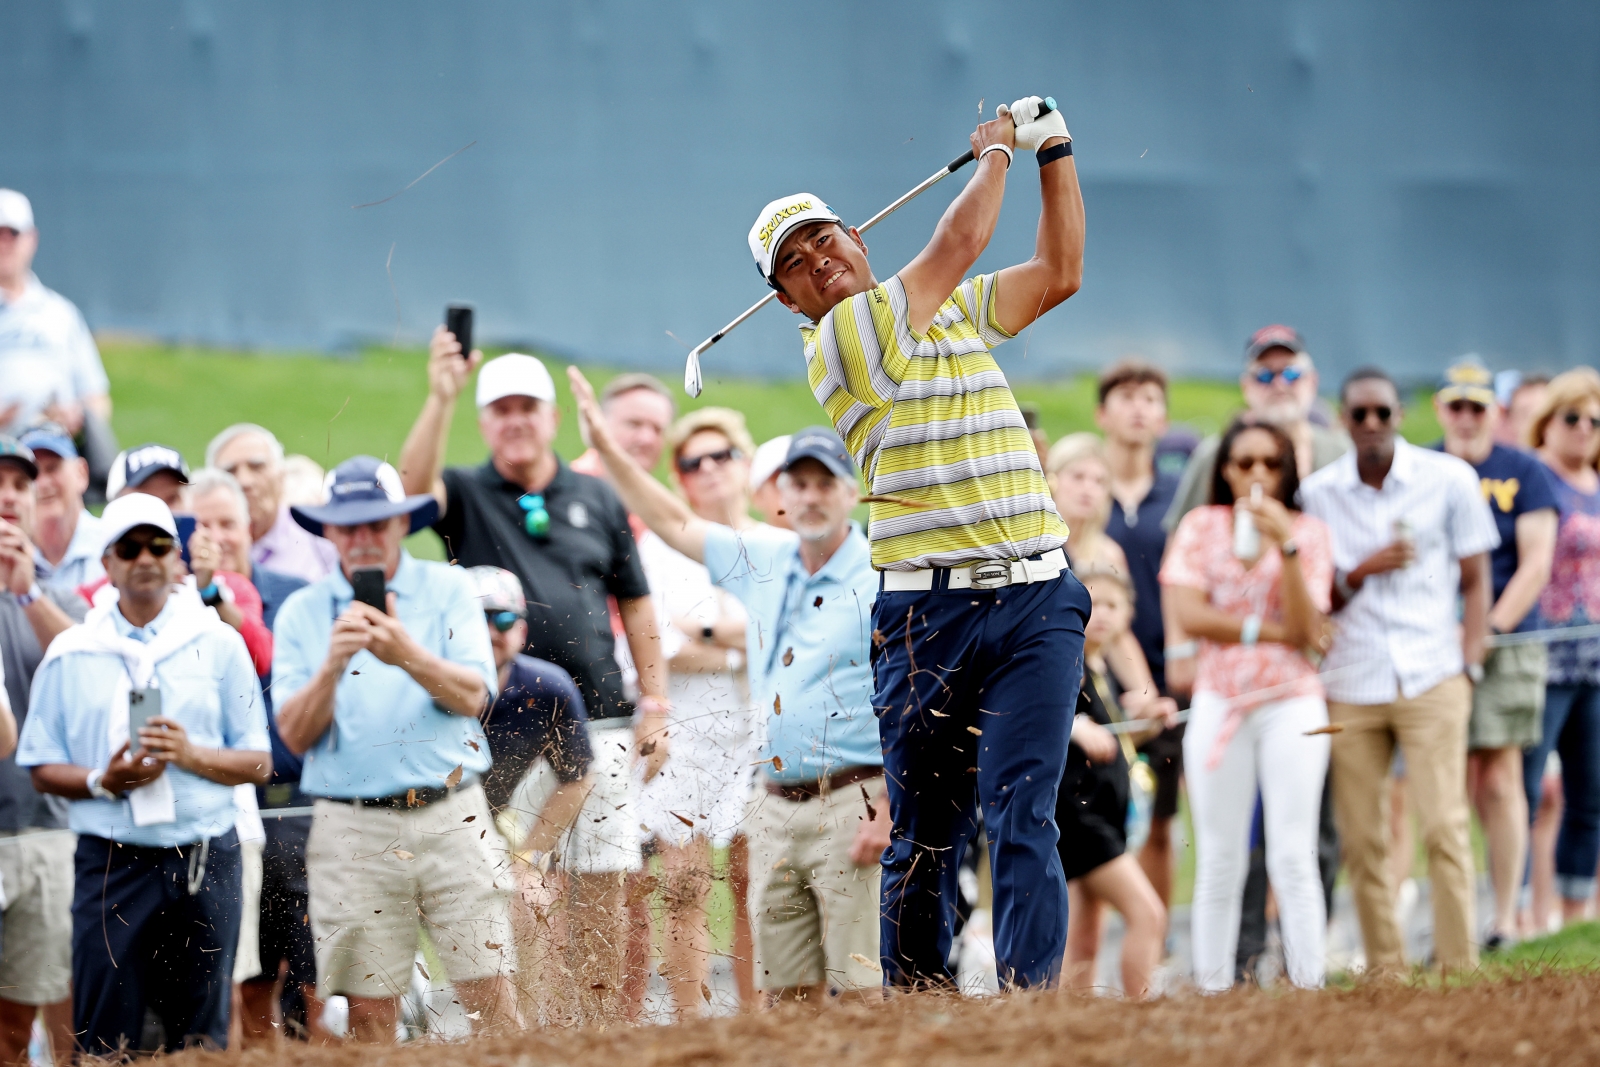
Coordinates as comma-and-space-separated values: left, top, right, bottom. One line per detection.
270, 456, 514, 1039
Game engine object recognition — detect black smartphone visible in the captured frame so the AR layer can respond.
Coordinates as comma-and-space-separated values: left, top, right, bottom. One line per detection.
175, 514, 197, 569
350, 566, 388, 613
445, 304, 474, 359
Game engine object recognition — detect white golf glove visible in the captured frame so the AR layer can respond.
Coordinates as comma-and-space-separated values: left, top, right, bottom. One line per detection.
1006, 95, 1070, 152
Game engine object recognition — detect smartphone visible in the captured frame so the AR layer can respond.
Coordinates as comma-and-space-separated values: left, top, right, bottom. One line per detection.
445, 304, 474, 359
175, 514, 197, 569
350, 566, 388, 613
128, 687, 161, 754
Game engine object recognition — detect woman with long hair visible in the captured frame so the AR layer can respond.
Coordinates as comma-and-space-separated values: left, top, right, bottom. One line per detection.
1523, 367, 1600, 924
1047, 433, 1130, 574
1160, 416, 1335, 990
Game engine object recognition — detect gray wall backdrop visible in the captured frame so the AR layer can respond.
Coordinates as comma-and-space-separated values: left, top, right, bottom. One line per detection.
5, 0, 1598, 382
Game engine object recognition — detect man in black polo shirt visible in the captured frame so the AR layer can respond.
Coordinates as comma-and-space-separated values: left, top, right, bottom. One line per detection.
400, 334, 667, 1023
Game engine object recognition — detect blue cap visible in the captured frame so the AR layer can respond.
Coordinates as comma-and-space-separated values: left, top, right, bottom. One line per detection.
782, 426, 856, 481
19, 423, 77, 460
289, 455, 439, 537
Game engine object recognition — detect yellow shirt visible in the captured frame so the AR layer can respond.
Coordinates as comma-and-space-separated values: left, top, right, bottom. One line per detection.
800, 272, 1068, 571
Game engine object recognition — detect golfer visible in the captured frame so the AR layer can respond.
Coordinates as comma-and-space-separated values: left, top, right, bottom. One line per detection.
748, 95, 1087, 988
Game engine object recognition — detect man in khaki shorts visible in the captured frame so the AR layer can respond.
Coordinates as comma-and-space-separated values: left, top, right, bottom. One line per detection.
272, 457, 512, 1040
1433, 358, 1559, 948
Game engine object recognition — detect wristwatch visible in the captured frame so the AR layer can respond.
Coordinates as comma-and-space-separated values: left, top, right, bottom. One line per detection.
1466, 662, 1485, 685
85, 767, 119, 802
1280, 539, 1300, 558
200, 582, 226, 608
15, 583, 42, 608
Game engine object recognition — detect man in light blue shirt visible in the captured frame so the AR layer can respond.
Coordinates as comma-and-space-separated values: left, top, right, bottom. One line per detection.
18, 492, 270, 1053
270, 456, 511, 1039
20, 424, 103, 596
570, 366, 886, 1003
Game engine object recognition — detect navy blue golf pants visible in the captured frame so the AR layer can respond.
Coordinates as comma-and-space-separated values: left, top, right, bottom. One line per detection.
873, 569, 1088, 989
72, 830, 242, 1055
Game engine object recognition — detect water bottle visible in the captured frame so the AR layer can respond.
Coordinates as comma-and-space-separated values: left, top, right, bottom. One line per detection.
1233, 484, 1263, 561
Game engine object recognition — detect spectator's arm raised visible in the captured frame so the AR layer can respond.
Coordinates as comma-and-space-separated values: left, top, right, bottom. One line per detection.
566, 366, 711, 564
398, 326, 482, 516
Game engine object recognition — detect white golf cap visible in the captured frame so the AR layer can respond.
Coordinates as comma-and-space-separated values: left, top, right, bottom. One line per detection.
748, 193, 843, 282
99, 492, 178, 555
748, 434, 792, 491
476, 353, 556, 408
0, 190, 34, 233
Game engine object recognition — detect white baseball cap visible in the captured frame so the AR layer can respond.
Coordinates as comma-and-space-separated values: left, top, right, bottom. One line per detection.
0, 190, 34, 234
99, 492, 179, 556
748, 193, 843, 282
748, 434, 792, 492
476, 353, 556, 408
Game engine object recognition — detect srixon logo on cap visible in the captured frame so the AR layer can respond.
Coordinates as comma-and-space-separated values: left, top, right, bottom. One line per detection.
758, 201, 815, 250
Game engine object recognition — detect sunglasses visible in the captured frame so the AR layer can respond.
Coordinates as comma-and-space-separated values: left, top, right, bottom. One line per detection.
517, 493, 550, 539
111, 536, 176, 561
1446, 399, 1487, 415
486, 610, 523, 633
1348, 405, 1393, 425
1228, 455, 1283, 473
1561, 411, 1600, 431
676, 447, 742, 475
1250, 365, 1306, 386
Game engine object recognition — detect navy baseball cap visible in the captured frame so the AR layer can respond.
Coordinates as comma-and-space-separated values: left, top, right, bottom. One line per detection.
290, 455, 440, 537
782, 426, 856, 480
20, 423, 78, 461
108, 443, 190, 498
0, 435, 38, 480
1244, 324, 1307, 364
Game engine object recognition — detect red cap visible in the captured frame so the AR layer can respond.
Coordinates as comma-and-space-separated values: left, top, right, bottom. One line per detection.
1244, 324, 1307, 363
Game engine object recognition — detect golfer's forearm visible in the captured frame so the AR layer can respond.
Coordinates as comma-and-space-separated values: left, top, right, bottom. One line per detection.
399, 394, 452, 500
1033, 145, 1084, 297
595, 446, 707, 562
938, 152, 1008, 264
620, 597, 667, 701
524, 776, 593, 854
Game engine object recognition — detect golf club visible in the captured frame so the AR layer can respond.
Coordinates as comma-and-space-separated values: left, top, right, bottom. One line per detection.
683, 97, 1058, 396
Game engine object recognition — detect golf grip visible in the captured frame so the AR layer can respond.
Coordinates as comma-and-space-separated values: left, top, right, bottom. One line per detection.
944, 96, 1058, 173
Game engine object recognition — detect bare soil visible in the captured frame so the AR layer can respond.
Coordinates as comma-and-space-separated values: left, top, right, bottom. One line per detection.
169, 973, 1600, 1067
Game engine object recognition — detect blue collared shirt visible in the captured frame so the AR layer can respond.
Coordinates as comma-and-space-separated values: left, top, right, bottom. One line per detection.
16, 595, 270, 846
272, 551, 497, 798
32, 509, 105, 598
703, 523, 879, 783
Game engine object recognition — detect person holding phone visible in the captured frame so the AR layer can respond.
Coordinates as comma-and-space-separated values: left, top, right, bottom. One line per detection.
17, 492, 271, 1054
271, 456, 513, 1041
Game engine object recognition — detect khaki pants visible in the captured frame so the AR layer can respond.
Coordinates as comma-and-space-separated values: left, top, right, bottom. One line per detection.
1329, 675, 1477, 973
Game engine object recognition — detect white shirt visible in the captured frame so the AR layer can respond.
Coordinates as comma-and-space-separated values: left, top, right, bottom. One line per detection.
33, 509, 105, 598
0, 274, 108, 434
1300, 438, 1500, 704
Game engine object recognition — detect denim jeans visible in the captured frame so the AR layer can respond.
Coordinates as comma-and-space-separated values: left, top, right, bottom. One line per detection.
1523, 683, 1600, 901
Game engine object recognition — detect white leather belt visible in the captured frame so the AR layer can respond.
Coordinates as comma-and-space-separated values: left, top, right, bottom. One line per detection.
880, 547, 1068, 592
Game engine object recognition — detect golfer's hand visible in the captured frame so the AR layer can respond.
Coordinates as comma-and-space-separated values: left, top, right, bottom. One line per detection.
326, 610, 375, 673
971, 111, 1016, 165
849, 792, 891, 866
428, 325, 482, 402
565, 366, 619, 458
1072, 717, 1120, 764
101, 741, 166, 793
1008, 95, 1070, 152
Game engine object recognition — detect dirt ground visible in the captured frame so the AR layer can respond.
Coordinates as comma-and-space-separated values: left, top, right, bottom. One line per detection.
176, 973, 1600, 1067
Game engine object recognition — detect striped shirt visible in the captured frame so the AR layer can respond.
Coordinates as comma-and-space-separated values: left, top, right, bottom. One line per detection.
1299, 439, 1500, 705
801, 273, 1067, 571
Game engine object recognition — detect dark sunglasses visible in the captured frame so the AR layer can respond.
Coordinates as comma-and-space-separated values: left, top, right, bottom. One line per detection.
486, 610, 523, 633
1561, 411, 1600, 431
1228, 455, 1283, 473
517, 493, 550, 539
676, 447, 743, 475
1446, 399, 1487, 415
1348, 405, 1393, 425
1250, 366, 1306, 386
111, 536, 176, 561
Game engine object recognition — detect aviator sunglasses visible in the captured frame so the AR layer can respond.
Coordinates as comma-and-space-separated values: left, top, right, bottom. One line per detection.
1250, 365, 1306, 386
676, 447, 743, 475
111, 535, 176, 561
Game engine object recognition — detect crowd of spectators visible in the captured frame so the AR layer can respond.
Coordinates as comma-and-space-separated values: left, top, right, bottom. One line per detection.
3, 182, 1600, 1057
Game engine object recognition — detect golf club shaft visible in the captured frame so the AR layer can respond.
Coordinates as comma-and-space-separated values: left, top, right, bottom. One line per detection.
685, 98, 1057, 396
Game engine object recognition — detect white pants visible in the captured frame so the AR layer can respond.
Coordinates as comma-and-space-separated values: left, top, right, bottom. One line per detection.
1184, 691, 1330, 991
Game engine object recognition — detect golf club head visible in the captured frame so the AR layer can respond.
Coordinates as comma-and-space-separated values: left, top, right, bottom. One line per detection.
684, 344, 705, 397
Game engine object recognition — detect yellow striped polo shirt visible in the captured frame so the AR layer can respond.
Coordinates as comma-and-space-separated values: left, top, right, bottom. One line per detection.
800, 272, 1069, 571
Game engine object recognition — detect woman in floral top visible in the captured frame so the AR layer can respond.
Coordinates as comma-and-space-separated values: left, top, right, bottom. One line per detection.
1523, 367, 1600, 922
1160, 417, 1334, 991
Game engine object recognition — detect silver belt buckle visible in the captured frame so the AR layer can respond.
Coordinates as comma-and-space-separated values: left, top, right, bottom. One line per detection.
970, 561, 1012, 589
